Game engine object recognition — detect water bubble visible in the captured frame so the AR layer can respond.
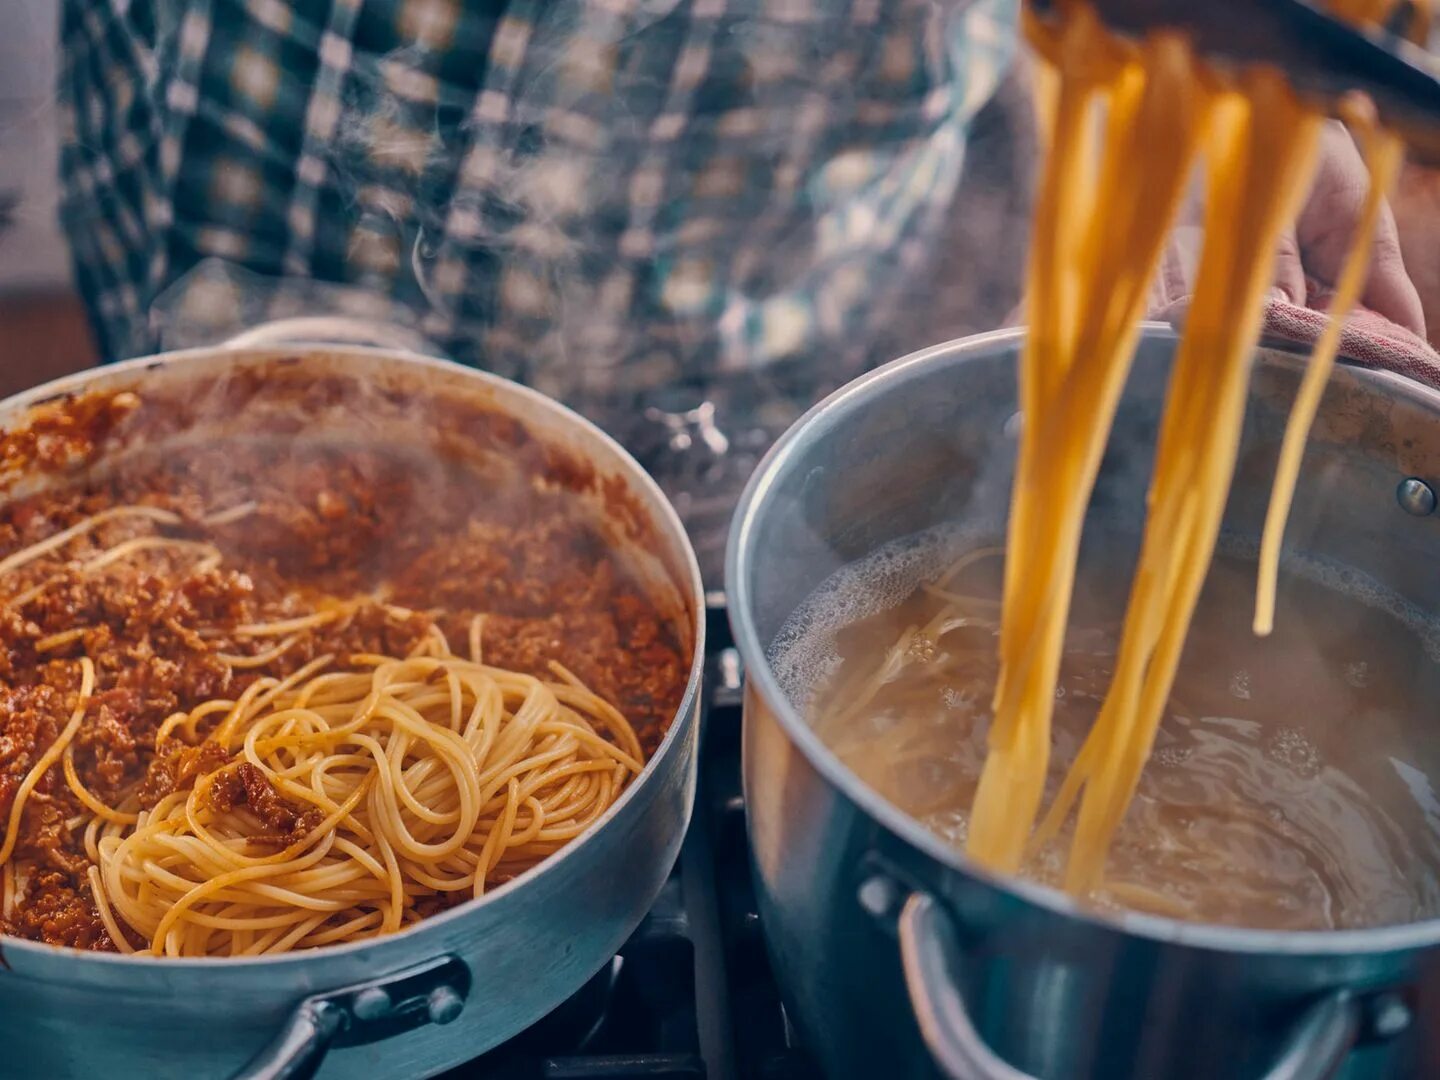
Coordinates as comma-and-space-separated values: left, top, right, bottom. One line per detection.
1229, 669, 1252, 701
1154, 745, 1192, 768
1344, 660, 1370, 689
1265, 727, 1321, 779
940, 686, 973, 710
906, 634, 936, 663
767, 521, 1006, 706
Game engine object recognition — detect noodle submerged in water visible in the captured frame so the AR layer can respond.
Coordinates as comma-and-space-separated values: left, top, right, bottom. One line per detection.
778, 530, 1440, 930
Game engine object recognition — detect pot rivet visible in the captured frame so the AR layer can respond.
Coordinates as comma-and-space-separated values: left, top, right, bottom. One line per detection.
428, 985, 465, 1026
1396, 477, 1436, 517
857, 875, 901, 920
352, 987, 392, 1022
1370, 993, 1411, 1039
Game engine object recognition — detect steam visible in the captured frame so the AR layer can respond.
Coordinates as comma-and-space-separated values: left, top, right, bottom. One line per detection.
139, 1, 1035, 591
149, 1, 1033, 414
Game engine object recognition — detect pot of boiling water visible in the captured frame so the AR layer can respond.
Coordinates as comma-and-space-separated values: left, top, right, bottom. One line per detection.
726, 325, 1440, 1080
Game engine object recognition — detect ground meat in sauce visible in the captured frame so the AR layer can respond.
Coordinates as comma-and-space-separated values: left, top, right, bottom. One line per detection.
0, 440, 689, 951
205, 763, 326, 848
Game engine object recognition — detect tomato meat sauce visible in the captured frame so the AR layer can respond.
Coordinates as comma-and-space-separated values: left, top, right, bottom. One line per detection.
0, 386, 689, 951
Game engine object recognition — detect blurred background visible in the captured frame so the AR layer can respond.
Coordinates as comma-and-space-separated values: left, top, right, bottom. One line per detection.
0, 0, 95, 395
2, 2, 1438, 400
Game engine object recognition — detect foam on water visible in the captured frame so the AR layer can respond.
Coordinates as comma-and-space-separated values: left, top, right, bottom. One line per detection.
767, 522, 1440, 929
768, 521, 1002, 713
1214, 530, 1440, 662
770, 522, 1440, 720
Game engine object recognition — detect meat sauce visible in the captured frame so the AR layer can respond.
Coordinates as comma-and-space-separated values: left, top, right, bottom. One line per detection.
0, 389, 689, 952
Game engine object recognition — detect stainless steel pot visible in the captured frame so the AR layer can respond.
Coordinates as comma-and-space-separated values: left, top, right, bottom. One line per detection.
0, 323, 705, 1080
727, 324, 1440, 1080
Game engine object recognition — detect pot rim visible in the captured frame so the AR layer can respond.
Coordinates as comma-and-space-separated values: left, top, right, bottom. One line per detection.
727, 321, 1440, 956
0, 340, 707, 970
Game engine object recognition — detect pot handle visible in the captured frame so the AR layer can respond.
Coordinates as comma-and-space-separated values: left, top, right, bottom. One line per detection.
897, 892, 1035, 1080
235, 999, 347, 1080
221, 316, 446, 358
897, 891, 1363, 1080
231, 954, 471, 1080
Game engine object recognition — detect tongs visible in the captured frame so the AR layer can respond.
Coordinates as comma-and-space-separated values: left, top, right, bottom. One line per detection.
1030, 0, 1440, 166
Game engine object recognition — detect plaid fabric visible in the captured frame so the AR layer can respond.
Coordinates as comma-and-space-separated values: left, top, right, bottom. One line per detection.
60, 0, 1017, 411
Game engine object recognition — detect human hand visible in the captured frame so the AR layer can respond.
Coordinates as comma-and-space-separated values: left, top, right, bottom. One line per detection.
1150, 121, 1426, 338
1279, 122, 1425, 336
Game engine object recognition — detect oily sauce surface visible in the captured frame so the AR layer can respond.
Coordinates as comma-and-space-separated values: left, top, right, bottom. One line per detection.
0, 387, 688, 950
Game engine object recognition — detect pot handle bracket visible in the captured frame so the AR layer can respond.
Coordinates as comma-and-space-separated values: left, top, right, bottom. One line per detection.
898, 891, 1371, 1080
231, 954, 472, 1080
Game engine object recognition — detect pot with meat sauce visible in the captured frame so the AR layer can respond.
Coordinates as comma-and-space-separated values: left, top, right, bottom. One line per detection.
0, 339, 704, 1079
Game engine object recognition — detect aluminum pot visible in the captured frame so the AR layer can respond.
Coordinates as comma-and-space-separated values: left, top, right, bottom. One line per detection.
0, 321, 705, 1079
727, 324, 1440, 1080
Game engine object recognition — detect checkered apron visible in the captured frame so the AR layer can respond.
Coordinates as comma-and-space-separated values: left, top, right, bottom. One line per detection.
60, 0, 1015, 396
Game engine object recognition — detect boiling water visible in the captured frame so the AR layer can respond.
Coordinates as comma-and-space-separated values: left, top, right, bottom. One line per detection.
771, 527, 1440, 930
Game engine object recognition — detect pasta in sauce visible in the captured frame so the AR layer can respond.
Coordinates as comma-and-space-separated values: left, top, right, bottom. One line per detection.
0, 395, 688, 956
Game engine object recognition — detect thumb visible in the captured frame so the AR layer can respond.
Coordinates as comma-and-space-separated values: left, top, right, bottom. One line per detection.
1146, 224, 1204, 325
1271, 224, 1307, 307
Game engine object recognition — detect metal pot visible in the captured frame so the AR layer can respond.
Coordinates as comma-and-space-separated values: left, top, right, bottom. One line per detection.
727, 324, 1440, 1080
0, 322, 705, 1080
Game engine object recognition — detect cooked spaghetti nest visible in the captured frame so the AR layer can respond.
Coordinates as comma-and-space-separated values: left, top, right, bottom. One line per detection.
68, 623, 643, 958
0, 502, 648, 955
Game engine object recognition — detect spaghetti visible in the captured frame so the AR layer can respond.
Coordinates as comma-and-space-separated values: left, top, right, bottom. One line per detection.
86, 623, 640, 958
798, 536, 1440, 930
963, 0, 1431, 892
0, 429, 686, 954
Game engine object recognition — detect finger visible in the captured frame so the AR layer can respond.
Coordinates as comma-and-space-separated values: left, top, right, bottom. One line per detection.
1297, 123, 1371, 283
1148, 224, 1203, 312
1362, 196, 1427, 338
1271, 225, 1307, 307
1297, 122, 1427, 336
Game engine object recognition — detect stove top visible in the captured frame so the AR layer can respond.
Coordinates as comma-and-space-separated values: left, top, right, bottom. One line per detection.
438, 606, 817, 1080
